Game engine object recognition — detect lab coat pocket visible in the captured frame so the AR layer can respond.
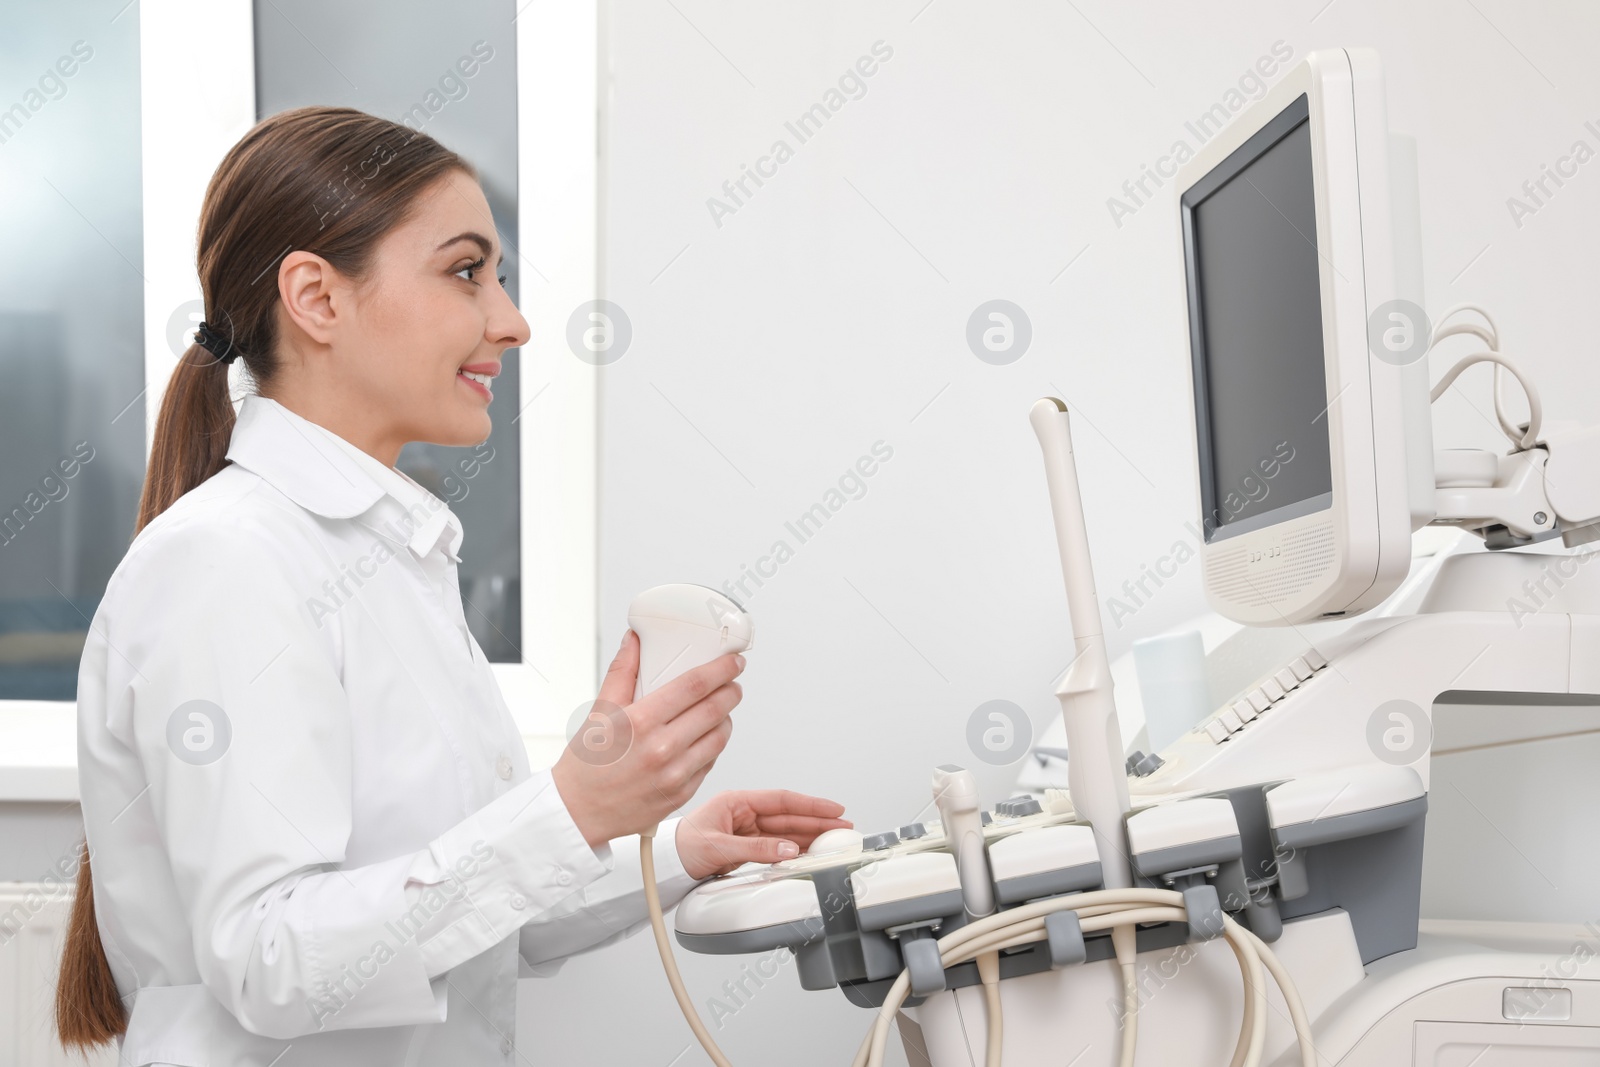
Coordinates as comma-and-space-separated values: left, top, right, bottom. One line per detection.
119, 982, 290, 1066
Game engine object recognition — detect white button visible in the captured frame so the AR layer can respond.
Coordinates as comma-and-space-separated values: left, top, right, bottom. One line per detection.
496, 755, 513, 780
1274, 668, 1300, 692
1231, 699, 1258, 723
1218, 708, 1243, 734
1288, 656, 1314, 682
1304, 647, 1328, 671
1204, 719, 1230, 743
500, 1035, 514, 1055
1261, 677, 1286, 702
1247, 689, 1272, 714
510, 894, 526, 910
555, 869, 572, 886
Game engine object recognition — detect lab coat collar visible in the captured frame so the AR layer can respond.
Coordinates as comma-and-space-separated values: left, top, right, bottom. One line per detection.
225, 394, 464, 563
318, 430, 465, 566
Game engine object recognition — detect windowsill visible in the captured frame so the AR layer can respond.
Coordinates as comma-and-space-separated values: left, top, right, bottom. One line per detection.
0, 702, 567, 802
0, 702, 79, 801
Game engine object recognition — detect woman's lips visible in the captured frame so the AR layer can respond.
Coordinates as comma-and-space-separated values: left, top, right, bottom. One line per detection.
458, 370, 493, 401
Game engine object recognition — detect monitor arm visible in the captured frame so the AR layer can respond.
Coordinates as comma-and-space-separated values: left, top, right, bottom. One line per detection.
1421, 305, 1600, 550
1432, 421, 1600, 550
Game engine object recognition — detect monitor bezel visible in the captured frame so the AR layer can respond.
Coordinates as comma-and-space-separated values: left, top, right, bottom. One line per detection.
1173, 48, 1416, 626
1180, 92, 1334, 544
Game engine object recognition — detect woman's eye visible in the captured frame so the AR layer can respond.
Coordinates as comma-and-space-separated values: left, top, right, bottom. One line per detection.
454, 259, 508, 289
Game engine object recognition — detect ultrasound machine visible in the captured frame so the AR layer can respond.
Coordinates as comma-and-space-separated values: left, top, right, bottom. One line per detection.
623, 48, 1600, 1066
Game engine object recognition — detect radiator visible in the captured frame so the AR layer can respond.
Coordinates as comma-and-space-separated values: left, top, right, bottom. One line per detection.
0, 884, 116, 1067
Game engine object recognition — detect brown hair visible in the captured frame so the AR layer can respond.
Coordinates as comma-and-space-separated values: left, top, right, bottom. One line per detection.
56, 105, 475, 1051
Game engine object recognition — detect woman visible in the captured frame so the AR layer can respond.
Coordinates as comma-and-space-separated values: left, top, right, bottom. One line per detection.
55, 105, 850, 1066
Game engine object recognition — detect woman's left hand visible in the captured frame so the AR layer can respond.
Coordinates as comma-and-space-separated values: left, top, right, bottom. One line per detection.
674, 790, 853, 880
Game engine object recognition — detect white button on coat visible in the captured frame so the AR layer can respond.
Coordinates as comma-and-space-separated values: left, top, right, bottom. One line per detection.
76, 394, 702, 1066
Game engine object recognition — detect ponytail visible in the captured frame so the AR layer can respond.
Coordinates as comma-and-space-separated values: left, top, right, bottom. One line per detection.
138, 344, 237, 533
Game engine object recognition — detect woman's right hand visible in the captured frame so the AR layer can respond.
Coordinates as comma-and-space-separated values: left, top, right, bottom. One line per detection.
550, 629, 745, 847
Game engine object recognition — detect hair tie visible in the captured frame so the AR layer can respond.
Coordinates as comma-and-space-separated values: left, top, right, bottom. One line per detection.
194, 321, 240, 364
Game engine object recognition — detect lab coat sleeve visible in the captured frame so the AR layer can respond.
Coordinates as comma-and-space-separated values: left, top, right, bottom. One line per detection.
515, 816, 705, 977
106, 521, 615, 1040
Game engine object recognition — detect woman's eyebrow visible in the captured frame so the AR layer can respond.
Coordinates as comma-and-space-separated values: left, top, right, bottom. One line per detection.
436, 231, 506, 268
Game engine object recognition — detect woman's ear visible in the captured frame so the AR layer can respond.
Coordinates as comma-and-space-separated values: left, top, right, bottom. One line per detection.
277, 250, 341, 348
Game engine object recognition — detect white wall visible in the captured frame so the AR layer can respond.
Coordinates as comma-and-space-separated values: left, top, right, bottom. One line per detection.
520, 3, 1600, 1063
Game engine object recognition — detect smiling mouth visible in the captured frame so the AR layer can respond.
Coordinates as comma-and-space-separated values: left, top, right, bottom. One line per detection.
458, 369, 494, 399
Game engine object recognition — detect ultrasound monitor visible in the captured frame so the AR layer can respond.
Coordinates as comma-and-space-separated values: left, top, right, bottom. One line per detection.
1176, 48, 1426, 626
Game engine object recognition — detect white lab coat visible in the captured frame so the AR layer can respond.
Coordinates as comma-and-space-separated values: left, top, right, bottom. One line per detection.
74, 393, 701, 1066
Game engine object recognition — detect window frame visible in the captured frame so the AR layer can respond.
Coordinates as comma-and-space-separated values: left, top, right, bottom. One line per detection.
0, 0, 599, 798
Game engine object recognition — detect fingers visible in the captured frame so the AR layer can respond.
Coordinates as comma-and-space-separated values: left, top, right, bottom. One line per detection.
705, 833, 802, 869
676, 715, 734, 786
752, 836, 803, 863
634, 651, 745, 729
623, 677, 739, 814
674, 793, 855, 878
656, 680, 741, 754
734, 790, 849, 820
646, 717, 731, 811
595, 629, 638, 709
752, 814, 854, 837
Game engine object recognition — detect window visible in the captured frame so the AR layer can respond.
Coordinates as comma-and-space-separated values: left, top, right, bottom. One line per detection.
0, 0, 599, 756
255, 0, 524, 660
0, 1, 146, 702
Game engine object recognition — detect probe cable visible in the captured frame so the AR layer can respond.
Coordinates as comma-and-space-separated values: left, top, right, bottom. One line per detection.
641, 836, 1317, 1067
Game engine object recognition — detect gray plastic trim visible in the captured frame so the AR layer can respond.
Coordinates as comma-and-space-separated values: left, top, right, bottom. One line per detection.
903, 936, 946, 998
1045, 910, 1087, 967
675, 919, 826, 956
1243, 888, 1283, 942
1183, 883, 1225, 941
798, 940, 836, 990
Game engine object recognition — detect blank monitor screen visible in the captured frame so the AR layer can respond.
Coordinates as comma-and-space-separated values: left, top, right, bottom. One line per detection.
1182, 93, 1334, 542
